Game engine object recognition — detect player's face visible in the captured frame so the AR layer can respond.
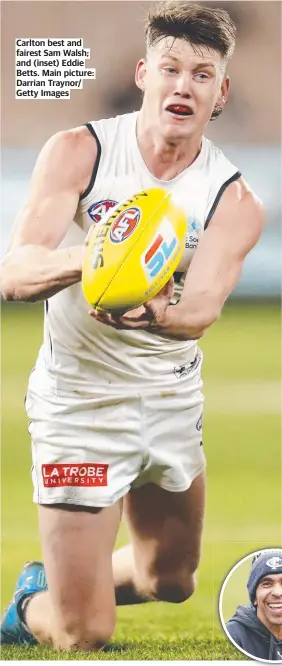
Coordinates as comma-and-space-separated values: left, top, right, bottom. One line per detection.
136, 37, 229, 141
254, 575, 282, 630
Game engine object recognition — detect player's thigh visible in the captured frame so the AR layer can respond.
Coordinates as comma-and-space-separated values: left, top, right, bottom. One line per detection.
124, 472, 205, 576
38, 501, 122, 631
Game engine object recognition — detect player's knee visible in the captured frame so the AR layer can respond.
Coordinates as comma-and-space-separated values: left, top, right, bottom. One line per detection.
141, 569, 197, 604
54, 615, 115, 652
155, 572, 196, 603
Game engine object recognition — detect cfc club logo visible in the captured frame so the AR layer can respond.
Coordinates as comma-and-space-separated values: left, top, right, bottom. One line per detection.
110, 207, 141, 243
142, 219, 177, 281
88, 199, 117, 224
266, 556, 282, 570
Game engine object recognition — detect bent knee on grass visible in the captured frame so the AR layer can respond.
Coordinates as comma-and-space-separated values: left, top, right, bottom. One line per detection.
26, 591, 116, 651
29, 593, 115, 651
53, 618, 115, 652
53, 601, 116, 651
136, 567, 197, 604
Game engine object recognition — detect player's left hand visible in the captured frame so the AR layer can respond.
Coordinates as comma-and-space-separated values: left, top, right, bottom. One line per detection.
89, 277, 174, 331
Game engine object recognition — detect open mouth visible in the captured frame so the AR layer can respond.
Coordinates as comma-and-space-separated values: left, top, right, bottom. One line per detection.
166, 104, 193, 117
267, 603, 282, 614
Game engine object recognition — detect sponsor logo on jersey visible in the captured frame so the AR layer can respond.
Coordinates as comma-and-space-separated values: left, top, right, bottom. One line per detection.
186, 218, 201, 250
142, 219, 177, 282
110, 207, 141, 243
191, 219, 201, 233
42, 463, 108, 487
88, 200, 117, 224
266, 556, 282, 570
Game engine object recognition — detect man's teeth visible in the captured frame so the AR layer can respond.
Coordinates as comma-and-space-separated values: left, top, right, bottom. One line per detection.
167, 106, 192, 116
269, 603, 282, 608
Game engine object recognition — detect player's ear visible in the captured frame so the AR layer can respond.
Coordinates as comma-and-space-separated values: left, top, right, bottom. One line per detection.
135, 59, 147, 92
216, 76, 230, 111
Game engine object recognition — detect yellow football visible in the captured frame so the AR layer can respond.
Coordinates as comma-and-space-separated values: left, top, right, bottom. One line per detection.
82, 188, 186, 313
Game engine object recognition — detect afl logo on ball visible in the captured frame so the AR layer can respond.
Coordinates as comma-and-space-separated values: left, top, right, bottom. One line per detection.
110, 207, 141, 243
88, 200, 117, 224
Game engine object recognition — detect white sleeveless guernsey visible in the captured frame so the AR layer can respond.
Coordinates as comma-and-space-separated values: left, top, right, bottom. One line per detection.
33, 111, 240, 395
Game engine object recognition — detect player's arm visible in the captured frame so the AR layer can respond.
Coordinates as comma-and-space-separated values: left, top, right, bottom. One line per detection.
96, 178, 264, 338
0, 128, 96, 302
160, 178, 265, 338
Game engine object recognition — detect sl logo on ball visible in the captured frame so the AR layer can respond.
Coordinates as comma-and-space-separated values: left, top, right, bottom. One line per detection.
110, 207, 141, 243
142, 220, 177, 281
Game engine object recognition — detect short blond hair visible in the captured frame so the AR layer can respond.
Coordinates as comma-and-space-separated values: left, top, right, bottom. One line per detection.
145, 1, 236, 61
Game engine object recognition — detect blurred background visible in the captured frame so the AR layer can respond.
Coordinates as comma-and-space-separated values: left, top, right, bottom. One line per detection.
1, 1, 281, 658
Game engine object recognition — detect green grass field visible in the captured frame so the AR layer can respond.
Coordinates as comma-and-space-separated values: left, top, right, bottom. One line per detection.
1, 302, 281, 660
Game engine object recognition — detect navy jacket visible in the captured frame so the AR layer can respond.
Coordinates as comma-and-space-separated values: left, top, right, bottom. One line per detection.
226, 604, 282, 661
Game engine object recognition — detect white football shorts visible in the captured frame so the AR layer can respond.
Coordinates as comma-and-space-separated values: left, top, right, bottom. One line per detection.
26, 353, 206, 508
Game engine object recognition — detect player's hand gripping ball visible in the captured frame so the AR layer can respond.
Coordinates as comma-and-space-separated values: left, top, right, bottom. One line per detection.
82, 188, 186, 313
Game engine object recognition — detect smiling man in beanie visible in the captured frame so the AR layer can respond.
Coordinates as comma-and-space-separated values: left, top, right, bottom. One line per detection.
226, 550, 282, 661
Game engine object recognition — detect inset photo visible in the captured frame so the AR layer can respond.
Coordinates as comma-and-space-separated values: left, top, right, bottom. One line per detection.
219, 549, 282, 662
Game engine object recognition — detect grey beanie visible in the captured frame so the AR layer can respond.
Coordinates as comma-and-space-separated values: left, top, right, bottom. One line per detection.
247, 550, 282, 605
